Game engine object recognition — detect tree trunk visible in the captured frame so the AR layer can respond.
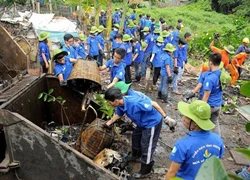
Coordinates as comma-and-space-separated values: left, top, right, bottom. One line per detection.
94, 0, 100, 26
119, 0, 129, 33
106, 0, 112, 39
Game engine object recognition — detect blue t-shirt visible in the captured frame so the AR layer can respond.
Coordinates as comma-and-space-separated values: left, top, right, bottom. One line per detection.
145, 19, 152, 28
116, 96, 162, 128
153, 34, 159, 44
174, 45, 186, 67
183, 43, 189, 62
172, 30, 180, 46
110, 30, 118, 50
117, 43, 126, 50
123, 42, 133, 66
112, 12, 120, 24
62, 45, 77, 60
127, 89, 151, 100
39, 41, 51, 62
134, 42, 144, 63
152, 45, 162, 67
54, 58, 73, 80
235, 44, 248, 55
164, 37, 171, 47
130, 13, 136, 20
124, 28, 132, 36
203, 69, 222, 107
144, 33, 154, 53
139, 17, 145, 29
160, 52, 173, 77
150, 23, 155, 33
76, 43, 86, 59
87, 36, 99, 56
197, 71, 210, 96
170, 130, 224, 180
105, 59, 125, 82
131, 27, 137, 37
97, 34, 105, 50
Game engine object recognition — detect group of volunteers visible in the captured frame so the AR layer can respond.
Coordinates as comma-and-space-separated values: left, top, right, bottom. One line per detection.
37, 7, 250, 180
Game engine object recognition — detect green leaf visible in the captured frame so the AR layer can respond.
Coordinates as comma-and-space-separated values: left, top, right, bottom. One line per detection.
228, 173, 244, 180
236, 148, 250, 159
240, 81, 250, 98
47, 97, 56, 103
48, 88, 54, 95
61, 100, 66, 105
170, 178, 183, 180
195, 156, 229, 180
57, 96, 63, 101
246, 123, 250, 132
43, 94, 48, 102
38, 93, 43, 99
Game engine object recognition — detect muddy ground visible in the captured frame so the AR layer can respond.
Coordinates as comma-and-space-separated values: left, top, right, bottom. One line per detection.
101, 65, 250, 179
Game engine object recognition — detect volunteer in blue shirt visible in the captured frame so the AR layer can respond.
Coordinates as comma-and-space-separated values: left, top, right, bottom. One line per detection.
77, 34, 87, 59
166, 100, 224, 180
139, 14, 146, 40
132, 39, 145, 82
62, 34, 77, 63
99, 10, 106, 27
202, 53, 223, 135
235, 37, 249, 55
130, 9, 136, 21
53, 49, 75, 86
150, 18, 155, 33
110, 24, 120, 55
99, 48, 126, 89
171, 38, 187, 95
158, 43, 175, 103
86, 26, 99, 60
171, 24, 181, 46
153, 28, 160, 44
112, 9, 120, 24
114, 33, 126, 50
105, 87, 166, 179
145, 14, 152, 28
161, 30, 171, 47
140, 27, 154, 77
183, 32, 192, 63
97, 25, 106, 66
39, 31, 51, 73
122, 34, 133, 83
150, 36, 164, 88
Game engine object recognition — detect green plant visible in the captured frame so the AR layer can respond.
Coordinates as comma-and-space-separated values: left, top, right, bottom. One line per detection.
38, 89, 72, 139
94, 93, 114, 119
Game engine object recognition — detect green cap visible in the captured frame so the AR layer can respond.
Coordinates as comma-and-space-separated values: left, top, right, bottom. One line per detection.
128, 23, 135, 28
142, 27, 150, 32
114, 81, 131, 94
161, 30, 170, 38
39, 31, 50, 41
79, 34, 87, 41
163, 43, 176, 52
113, 24, 120, 29
123, 34, 132, 42
98, 25, 106, 32
53, 49, 68, 61
90, 26, 98, 33
178, 100, 215, 130
156, 36, 164, 43
224, 45, 235, 54
141, 41, 148, 48
154, 28, 160, 34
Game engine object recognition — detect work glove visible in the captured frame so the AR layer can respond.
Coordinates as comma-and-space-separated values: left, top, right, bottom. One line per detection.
59, 80, 67, 86
168, 76, 173, 84
214, 33, 220, 40
185, 92, 195, 101
173, 67, 179, 75
164, 116, 177, 132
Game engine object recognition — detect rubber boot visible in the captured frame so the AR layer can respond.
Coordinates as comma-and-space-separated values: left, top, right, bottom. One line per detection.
128, 149, 141, 162
157, 91, 162, 99
133, 161, 154, 179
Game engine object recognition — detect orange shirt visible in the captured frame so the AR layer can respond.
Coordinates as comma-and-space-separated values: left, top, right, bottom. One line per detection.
232, 52, 247, 66
211, 46, 230, 68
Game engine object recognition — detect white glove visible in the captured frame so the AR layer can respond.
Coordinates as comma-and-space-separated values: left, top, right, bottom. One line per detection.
164, 116, 177, 132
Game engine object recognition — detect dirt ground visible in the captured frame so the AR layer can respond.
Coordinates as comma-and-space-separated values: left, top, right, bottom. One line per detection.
101, 65, 250, 179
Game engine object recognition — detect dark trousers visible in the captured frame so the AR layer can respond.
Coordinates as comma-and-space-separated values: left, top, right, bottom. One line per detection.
139, 29, 144, 41
98, 53, 104, 66
40, 61, 48, 73
93, 55, 98, 60
153, 67, 161, 85
125, 65, 132, 83
132, 120, 162, 164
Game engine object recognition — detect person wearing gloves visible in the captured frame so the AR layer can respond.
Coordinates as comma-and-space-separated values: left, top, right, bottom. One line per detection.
104, 87, 175, 179
53, 49, 75, 86
158, 43, 175, 103
150, 36, 164, 89
166, 100, 224, 180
